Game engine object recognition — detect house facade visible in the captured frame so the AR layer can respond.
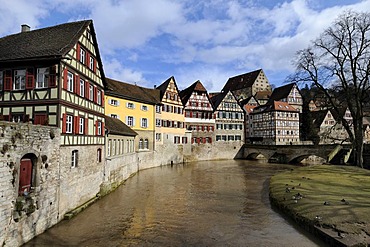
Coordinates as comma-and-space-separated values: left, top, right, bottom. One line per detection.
211, 91, 244, 142
156, 76, 186, 145
105, 78, 160, 151
240, 96, 259, 142
180, 80, 215, 144
222, 69, 272, 102
268, 83, 303, 113
250, 101, 300, 145
0, 20, 106, 212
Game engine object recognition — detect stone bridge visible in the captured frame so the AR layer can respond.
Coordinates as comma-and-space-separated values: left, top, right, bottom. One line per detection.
241, 144, 352, 164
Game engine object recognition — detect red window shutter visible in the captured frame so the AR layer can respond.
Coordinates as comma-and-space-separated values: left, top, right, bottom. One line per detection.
77, 43, 81, 61
101, 122, 105, 136
75, 75, 80, 95
86, 52, 90, 67
94, 86, 97, 103
190, 112, 193, 118
101, 91, 105, 106
93, 58, 97, 73
74, 116, 79, 134
85, 81, 90, 99
62, 113, 67, 133
63, 69, 68, 90
209, 137, 212, 143
203, 138, 206, 144
95, 120, 98, 135
49, 65, 57, 87
4, 70, 12, 91
25, 68, 35, 89
84, 117, 88, 135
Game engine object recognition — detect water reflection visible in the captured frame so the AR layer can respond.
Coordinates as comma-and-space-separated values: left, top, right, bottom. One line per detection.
25, 160, 326, 247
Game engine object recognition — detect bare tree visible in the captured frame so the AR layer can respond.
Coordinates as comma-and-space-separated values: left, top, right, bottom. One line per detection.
291, 11, 370, 168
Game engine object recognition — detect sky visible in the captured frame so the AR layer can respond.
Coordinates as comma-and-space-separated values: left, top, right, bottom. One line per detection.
0, 0, 369, 92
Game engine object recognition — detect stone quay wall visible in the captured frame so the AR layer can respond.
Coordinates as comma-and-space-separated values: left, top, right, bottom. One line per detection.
0, 122, 61, 247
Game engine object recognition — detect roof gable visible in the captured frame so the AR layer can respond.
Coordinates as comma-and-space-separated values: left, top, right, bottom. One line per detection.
179, 80, 208, 105
157, 76, 181, 101
106, 78, 160, 104
0, 20, 91, 62
269, 83, 298, 102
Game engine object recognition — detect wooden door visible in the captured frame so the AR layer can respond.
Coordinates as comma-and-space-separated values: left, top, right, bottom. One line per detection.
19, 158, 32, 195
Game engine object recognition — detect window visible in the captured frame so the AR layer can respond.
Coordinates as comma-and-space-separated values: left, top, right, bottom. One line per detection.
182, 137, 188, 144
144, 139, 149, 149
97, 121, 102, 135
79, 79, 85, 97
89, 56, 95, 70
139, 138, 143, 149
109, 99, 119, 106
79, 117, 84, 134
141, 105, 148, 111
97, 90, 101, 105
107, 140, 111, 157
89, 85, 94, 101
156, 119, 161, 127
36, 67, 49, 88
141, 118, 148, 128
80, 47, 86, 64
156, 105, 161, 113
127, 116, 134, 126
71, 150, 78, 168
110, 114, 119, 119
66, 115, 73, 133
156, 133, 161, 141
127, 102, 134, 109
97, 148, 102, 162
216, 135, 221, 141
14, 69, 26, 90
174, 136, 180, 144
67, 71, 74, 92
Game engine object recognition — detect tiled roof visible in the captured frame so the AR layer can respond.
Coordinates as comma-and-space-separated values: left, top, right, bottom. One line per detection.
244, 104, 257, 113
239, 96, 259, 107
268, 83, 296, 102
105, 116, 137, 136
106, 78, 160, 104
254, 90, 271, 100
222, 69, 262, 92
252, 100, 299, 114
179, 80, 208, 105
0, 20, 91, 62
311, 109, 329, 128
210, 91, 226, 110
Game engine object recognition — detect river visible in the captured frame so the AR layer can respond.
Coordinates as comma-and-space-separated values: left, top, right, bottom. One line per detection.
24, 160, 326, 247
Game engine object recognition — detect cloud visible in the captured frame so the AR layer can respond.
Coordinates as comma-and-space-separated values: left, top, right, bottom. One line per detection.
102, 58, 146, 84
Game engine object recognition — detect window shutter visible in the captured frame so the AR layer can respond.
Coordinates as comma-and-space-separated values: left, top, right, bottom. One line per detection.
95, 120, 98, 135
101, 91, 105, 106
101, 122, 105, 136
63, 69, 68, 90
85, 81, 90, 99
125, 116, 128, 125
84, 117, 88, 135
133, 117, 135, 127
4, 70, 12, 91
74, 116, 79, 134
93, 58, 97, 73
62, 113, 67, 133
94, 86, 97, 103
209, 137, 212, 143
25, 68, 34, 89
86, 52, 90, 67
76, 43, 81, 61
49, 65, 57, 87
189, 112, 193, 118
75, 75, 80, 95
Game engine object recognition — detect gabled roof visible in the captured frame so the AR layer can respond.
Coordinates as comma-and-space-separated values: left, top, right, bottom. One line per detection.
239, 96, 259, 107
252, 100, 299, 114
311, 109, 330, 128
0, 20, 91, 62
0, 20, 107, 88
210, 91, 227, 111
105, 116, 137, 136
106, 78, 160, 105
179, 80, 208, 105
222, 69, 262, 92
156, 76, 181, 101
268, 83, 297, 102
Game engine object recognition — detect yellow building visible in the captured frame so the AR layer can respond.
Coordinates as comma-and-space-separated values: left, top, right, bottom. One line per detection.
156, 76, 186, 146
105, 78, 160, 151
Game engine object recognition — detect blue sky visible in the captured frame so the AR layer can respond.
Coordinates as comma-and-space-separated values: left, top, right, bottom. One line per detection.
0, 0, 368, 92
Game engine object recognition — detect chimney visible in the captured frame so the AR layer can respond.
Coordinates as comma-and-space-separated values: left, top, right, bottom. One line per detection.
21, 24, 30, 33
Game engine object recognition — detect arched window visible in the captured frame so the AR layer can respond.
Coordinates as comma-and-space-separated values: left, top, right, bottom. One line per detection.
139, 138, 143, 150
19, 153, 37, 196
144, 139, 149, 149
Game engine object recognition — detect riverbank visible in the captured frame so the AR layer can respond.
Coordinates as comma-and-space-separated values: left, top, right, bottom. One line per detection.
269, 164, 370, 247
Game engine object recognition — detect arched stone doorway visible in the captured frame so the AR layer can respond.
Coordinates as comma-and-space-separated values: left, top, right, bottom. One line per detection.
19, 153, 38, 196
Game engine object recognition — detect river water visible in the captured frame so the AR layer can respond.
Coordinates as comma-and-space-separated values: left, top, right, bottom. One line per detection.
25, 160, 326, 247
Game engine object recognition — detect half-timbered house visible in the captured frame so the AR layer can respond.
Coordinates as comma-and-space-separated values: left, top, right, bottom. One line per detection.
0, 20, 106, 213
180, 80, 215, 144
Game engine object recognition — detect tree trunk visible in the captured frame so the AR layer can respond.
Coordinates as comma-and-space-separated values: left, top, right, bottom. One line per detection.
353, 121, 364, 168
